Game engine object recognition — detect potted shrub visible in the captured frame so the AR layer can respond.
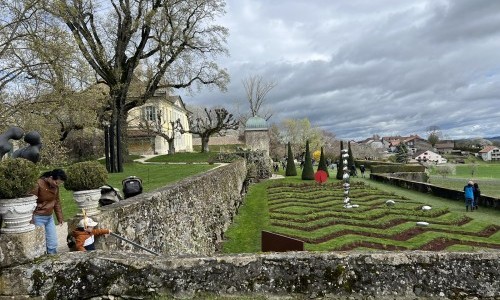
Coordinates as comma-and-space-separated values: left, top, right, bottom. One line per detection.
0, 158, 40, 233
64, 161, 108, 216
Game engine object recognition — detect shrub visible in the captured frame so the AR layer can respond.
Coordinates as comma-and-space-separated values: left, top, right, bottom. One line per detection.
285, 142, 297, 176
371, 165, 426, 174
64, 161, 108, 191
246, 162, 257, 180
317, 146, 329, 177
62, 130, 105, 163
0, 158, 40, 199
313, 150, 321, 162
336, 141, 344, 180
434, 165, 456, 178
348, 141, 355, 168
301, 140, 314, 180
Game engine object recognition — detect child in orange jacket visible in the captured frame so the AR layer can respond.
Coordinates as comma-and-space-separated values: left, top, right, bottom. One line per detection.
72, 217, 111, 251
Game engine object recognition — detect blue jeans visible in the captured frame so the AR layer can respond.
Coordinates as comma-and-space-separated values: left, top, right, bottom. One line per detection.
33, 215, 58, 254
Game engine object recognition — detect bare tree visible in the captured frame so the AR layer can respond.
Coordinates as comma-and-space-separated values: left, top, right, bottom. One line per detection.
0, 0, 40, 92
0, 0, 41, 127
1, 1, 105, 141
426, 125, 442, 147
138, 110, 184, 155
186, 107, 238, 153
242, 75, 277, 121
41, 0, 229, 172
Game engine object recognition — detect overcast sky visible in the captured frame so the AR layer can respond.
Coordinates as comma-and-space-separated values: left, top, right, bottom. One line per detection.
183, 0, 500, 141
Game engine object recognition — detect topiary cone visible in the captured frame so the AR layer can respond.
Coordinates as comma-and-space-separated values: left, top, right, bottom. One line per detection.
317, 146, 329, 177
301, 140, 315, 180
336, 140, 344, 180
285, 142, 297, 176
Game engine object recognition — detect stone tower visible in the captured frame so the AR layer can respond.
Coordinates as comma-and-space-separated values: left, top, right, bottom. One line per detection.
244, 116, 269, 156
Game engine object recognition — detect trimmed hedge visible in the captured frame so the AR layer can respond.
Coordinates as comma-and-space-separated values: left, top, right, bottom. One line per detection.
64, 161, 108, 191
355, 160, 402, 169
317, 147, 329, 177
371, 164, 425, 174
336, 141, 344, 180
301, 140, 314, 180
285, 142, 297, 176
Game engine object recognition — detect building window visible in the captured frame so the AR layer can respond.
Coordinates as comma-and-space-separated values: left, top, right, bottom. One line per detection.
143, 106, 157, 122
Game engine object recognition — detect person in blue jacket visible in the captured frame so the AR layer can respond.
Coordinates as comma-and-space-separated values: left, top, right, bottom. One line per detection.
464, 180, 475, 212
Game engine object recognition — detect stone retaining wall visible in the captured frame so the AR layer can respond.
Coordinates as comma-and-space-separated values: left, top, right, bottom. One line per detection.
88, 159, 248, 256
1, 251, 498, 299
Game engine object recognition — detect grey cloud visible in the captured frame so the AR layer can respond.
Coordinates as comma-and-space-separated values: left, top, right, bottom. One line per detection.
181, 0, 500, 140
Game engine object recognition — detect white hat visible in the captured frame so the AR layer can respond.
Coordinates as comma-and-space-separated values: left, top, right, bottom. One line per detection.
78, 217, 98, 228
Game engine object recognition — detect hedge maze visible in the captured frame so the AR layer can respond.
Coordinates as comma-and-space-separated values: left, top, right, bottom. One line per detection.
267, 181, 500, 251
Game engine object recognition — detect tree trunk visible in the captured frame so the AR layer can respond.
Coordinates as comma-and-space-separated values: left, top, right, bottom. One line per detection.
168, 139, 175, 155
201, 136, 210, 153
104, 125, 111, 172
109, 113, 117, 173
105, 90, 129, 173
116, 116, 123, 172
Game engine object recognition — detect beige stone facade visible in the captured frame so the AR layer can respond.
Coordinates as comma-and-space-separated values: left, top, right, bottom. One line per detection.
127, 91, 192, 154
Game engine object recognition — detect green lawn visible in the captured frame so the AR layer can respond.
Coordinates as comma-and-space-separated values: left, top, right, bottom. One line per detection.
146, 152, 215, 163
452, 163, 500, 178
429, 163, 500, 198
223, 170, 500, 253
192, 144, 244, 153
60, 162, 214, 220
429, 177, 500, 198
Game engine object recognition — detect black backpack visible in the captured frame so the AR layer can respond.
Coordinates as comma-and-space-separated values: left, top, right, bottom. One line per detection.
122, 176, 143, 199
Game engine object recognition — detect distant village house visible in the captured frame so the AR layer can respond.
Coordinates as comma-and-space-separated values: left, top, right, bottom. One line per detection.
478, 146, 500, 161
435, 140, 455, 154
414, 150, 447, 164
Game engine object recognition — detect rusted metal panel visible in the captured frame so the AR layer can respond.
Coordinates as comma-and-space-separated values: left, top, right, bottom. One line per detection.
261, 231, 304, 252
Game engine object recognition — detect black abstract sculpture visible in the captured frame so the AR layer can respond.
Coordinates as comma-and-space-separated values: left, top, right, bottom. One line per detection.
12, 131, 43, 163
0, 126, 24, 159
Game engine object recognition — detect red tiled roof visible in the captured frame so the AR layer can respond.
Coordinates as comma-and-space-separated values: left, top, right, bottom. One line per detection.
435, 142, 454, 149
479, 145, 499, 153
390, 140, 401, 146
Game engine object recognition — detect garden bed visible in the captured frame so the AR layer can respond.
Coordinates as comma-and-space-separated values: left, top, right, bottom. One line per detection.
265, 181, 500, 252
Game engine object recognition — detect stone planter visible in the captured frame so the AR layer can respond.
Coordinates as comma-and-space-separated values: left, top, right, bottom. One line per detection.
0, 195, 37, 233
73, 189, 101, 216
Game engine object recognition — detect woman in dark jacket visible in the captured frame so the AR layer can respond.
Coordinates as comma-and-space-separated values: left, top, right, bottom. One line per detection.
473, 182, 481, 210
31, 169, 67, 254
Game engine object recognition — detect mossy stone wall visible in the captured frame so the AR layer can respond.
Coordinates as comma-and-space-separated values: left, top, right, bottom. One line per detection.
1, 251, 498, 299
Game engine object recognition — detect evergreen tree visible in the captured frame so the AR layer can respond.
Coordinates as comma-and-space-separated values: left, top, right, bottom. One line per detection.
317, 146, 329, 177
348, 141, 355, 168
336, 140, 344, 180
395, 143, 409, 163
285, 142, 297, 176
301, 140, 315, 180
